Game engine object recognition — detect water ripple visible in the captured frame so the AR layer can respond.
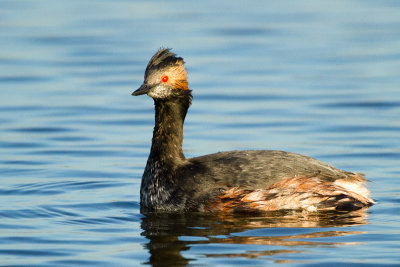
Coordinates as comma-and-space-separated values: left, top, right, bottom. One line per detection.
0, 141, 45, 149
9, 126, 74, 133
0, 249, 72, 257
318, 101, 400, 110
0, 75, 52, 83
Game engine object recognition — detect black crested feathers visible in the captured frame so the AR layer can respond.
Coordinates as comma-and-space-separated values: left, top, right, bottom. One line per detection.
145, 48, 184, 78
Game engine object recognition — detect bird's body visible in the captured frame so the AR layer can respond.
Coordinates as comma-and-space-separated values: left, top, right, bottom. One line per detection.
133, 48, 374, 213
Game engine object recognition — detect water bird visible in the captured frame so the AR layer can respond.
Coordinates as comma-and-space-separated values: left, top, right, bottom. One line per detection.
132, 48, 374, 213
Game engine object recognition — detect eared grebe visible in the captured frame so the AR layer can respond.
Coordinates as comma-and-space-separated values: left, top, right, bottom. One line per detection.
132, 48, 374, 213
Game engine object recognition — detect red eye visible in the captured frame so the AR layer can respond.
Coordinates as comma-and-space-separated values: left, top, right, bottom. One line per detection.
161, 75, 168, 83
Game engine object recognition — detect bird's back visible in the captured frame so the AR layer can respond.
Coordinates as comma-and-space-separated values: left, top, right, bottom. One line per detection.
185, 150, 360, 187
174, 150, 372, 212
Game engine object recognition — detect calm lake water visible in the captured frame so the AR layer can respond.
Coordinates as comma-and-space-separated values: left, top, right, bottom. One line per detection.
1, 0, 400, 266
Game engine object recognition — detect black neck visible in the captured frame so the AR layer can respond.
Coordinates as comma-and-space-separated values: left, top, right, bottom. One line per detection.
149, 91, 192, 165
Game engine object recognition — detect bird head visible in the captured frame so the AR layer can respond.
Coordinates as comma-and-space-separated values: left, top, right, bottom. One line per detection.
132, 48, 189, 99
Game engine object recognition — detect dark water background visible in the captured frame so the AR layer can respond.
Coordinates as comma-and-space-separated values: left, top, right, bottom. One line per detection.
1, 0, 400, 266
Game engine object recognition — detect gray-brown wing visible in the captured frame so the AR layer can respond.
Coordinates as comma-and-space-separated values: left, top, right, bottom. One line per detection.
181, 150, 360, 189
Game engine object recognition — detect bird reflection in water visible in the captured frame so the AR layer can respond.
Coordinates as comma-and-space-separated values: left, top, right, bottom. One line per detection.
140, 209, 370, 266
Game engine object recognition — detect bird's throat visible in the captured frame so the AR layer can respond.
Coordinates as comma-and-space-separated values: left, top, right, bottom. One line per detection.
149, 97, 190, 165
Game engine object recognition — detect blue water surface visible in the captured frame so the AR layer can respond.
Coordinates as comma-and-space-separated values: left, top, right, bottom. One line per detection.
1, 0, 400, 266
